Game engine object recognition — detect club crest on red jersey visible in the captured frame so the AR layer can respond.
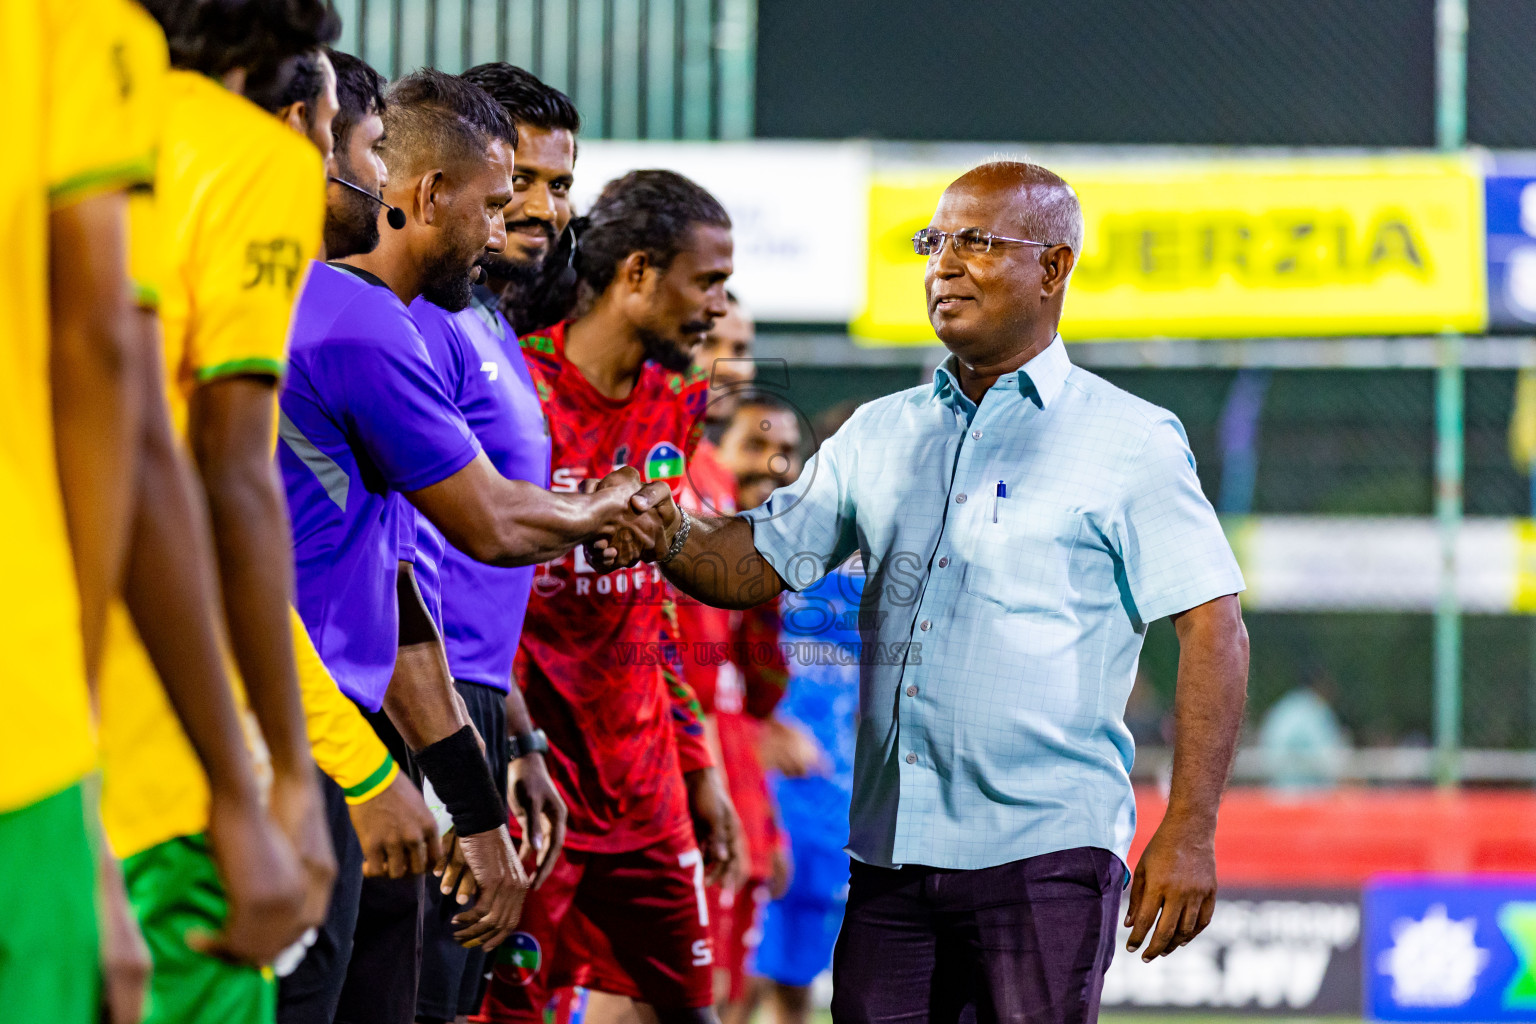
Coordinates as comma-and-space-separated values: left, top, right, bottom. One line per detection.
496, 931, 541, 985
643, 441, 685, 487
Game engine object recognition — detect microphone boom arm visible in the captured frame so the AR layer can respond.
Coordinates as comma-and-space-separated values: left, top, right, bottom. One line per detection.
328, 176, 406, 230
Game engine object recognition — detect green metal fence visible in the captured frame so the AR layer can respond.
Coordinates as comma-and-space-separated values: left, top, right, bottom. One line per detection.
330, 0, 755, 139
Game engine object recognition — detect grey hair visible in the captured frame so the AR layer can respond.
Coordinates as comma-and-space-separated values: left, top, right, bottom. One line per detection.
964, 160, 1084, 253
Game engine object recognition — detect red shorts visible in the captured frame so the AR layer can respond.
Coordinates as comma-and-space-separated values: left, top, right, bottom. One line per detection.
473, 831, 714, 1021
708, 881, 769, 1003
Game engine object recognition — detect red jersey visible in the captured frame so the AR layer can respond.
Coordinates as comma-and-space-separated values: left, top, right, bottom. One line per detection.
673, 442, 738, 712
715, 601, 789, 878
675, 442, 789, 878
517, 322, 711, 854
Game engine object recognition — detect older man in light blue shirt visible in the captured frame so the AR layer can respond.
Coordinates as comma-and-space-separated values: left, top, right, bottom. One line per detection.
613, 160, 1250, 1024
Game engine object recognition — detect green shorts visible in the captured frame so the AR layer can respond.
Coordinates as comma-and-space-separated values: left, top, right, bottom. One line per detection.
124, 832, 275, 1024
0, 782, 99, 1024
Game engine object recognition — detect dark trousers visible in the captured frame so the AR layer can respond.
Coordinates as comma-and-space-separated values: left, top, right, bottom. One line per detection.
416, 680, 510, 1022
335, 707, 427, 1024
276, 768, 365, 1024
830, 847, 1122, 1024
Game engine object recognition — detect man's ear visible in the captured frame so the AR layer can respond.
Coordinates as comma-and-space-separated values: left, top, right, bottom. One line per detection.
416, 170, 445, 226
277, 101, 308, 137
1040, 245, 1078, 298
620, 250, 651, 293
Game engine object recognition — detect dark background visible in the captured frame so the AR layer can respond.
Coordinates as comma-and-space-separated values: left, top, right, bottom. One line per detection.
756, 0, 1536, 148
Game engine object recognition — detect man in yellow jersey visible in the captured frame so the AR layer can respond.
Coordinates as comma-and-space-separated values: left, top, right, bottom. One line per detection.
110, 13, 444, 1024
97, 1, 345, 1022
239, 42, 454, 1024
109, 0, 327, 1008
258, 47, 342, 167
2, 0, 151, 1021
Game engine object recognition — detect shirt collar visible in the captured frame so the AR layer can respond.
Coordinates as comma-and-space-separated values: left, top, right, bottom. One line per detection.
328, 261, 391, 291
931, 334, 1072, 410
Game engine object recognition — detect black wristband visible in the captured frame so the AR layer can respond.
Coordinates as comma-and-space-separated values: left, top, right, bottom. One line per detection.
414, 726, 505, 836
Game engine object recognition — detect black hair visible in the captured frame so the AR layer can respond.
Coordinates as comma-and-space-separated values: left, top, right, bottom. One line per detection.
507, 221, 579, 336
574, 170, 730, 296
145, 0, 339, 87
380, 68, 517, 178
460, 63, 580, 135
327, 48, 386, 152
244, 47, 325, 117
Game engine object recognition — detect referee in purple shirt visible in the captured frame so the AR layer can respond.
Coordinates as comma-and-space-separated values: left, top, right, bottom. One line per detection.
405, 64, 581, 1024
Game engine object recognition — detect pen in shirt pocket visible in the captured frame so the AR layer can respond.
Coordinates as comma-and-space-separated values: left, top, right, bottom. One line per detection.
993, 480, 1006, 523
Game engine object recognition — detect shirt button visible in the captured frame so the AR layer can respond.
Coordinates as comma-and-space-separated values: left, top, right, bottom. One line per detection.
905, 753, 917, 765
906, 685, 918, 697
956, 493, 967, 504
972, 429, 983, 440
919, 619, 931, 631
938, 556, 949, 568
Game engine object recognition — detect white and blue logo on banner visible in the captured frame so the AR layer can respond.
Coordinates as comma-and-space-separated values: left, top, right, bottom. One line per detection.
1486, 164, 1536, 330
1365, 877, 1536, 1020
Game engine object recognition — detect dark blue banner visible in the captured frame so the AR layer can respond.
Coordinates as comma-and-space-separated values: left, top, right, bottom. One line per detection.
1486, 164, 1536, 331
1365, 876, 1536, 1020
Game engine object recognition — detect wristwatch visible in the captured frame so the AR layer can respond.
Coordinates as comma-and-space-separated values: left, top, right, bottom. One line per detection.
508, 728, 550, 760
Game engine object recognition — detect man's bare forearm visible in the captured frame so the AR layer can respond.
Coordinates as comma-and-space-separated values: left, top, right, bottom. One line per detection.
121, 323, 260, 807
189, 379, 313, 777
1164, 594, 1249, 832
503, 682, 537, 737
408, 457, 644, 568
49, 194, 140, 680
382, 562, 472, 750
660, 514, 786, 610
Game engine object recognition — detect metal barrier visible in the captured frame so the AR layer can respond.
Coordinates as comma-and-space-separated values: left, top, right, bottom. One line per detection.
329, 0, 755, 139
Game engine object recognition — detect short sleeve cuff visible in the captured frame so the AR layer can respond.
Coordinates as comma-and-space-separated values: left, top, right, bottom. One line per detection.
737, 508, 810, 593
343, 755, 399, 804
198, 357, 286, 382
1133, 570, 1247, 625
48, 154, 155, 208
388, 437, 483, 494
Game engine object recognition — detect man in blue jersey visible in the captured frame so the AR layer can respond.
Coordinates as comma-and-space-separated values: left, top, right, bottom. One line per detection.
279, 69, 669, 1024
408, 64, 581, 1024
754, 563, 862, 1024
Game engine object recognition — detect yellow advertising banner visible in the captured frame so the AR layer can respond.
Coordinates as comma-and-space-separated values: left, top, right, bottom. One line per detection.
855, 154, 1487, 344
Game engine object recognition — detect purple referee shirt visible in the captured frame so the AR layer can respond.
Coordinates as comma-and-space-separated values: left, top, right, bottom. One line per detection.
408, 288, 551, 692
278, 262, 482, 710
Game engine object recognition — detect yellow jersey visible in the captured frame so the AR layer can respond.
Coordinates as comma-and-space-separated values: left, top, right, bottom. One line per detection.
101, 70, 394, 856
0, 0, 153, 815
120, 1, 169, 310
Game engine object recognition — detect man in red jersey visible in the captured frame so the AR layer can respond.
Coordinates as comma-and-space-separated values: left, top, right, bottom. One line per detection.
672, 302, 801, 1022
477, 170, 738, 1024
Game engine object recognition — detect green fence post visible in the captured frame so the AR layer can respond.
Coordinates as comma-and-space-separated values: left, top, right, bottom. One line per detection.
1433, 0, 1467, 788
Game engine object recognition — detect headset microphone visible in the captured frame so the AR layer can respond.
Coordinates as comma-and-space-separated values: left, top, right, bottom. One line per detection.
328, 176, 406, 230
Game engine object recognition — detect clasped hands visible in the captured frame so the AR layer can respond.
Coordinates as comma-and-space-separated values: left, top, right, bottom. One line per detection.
581, 466, 682, 571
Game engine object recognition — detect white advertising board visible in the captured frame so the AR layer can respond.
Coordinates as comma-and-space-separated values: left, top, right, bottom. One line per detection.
1230, 516, 1526, 613
569, 141, 868, 323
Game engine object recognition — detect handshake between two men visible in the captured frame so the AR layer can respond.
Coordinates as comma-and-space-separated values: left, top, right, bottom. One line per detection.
579, 465, 687, 571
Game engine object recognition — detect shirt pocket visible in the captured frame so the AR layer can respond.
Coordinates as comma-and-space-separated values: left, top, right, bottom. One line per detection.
961, 498, 1084, 614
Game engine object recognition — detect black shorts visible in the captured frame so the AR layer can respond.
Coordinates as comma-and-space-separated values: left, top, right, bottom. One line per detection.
416, 680, 510, 1022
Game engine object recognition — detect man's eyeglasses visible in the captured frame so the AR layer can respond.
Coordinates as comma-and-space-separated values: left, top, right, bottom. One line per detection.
912, 227, 1055, 257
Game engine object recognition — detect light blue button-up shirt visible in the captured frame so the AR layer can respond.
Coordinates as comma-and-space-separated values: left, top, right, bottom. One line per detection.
741, 336, 1244, 871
